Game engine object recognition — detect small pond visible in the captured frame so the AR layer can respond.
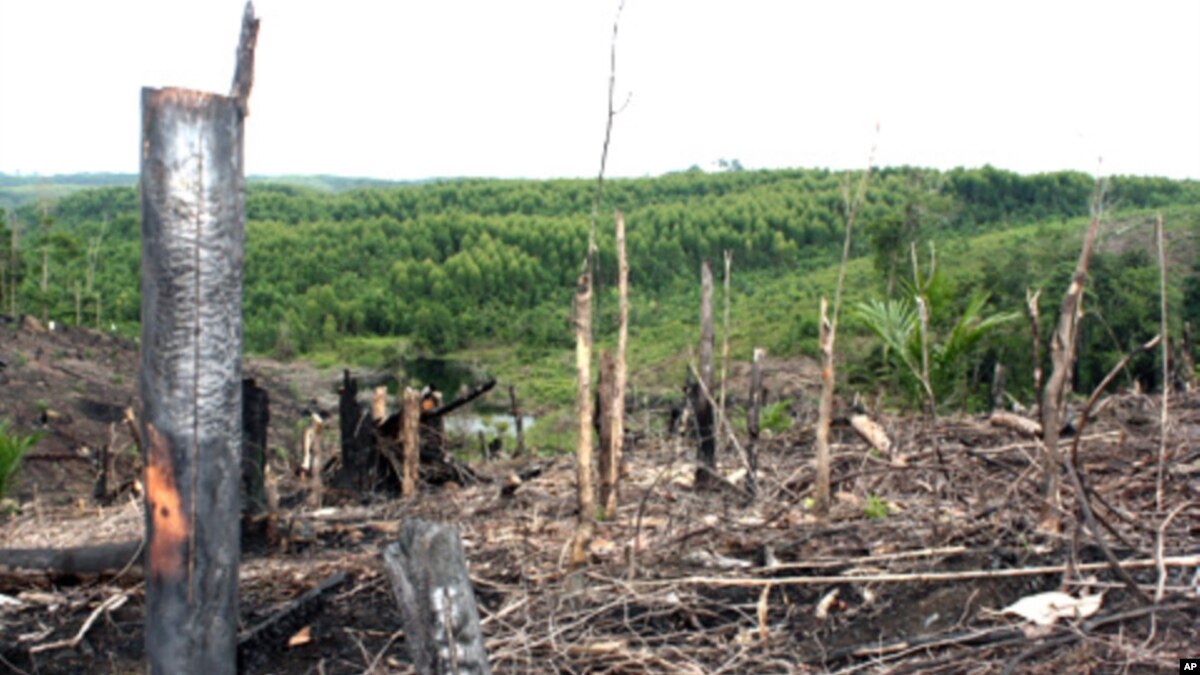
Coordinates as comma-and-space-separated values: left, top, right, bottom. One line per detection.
399, 357, 535, 438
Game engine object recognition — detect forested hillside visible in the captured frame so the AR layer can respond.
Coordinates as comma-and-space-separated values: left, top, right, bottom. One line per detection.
2, 165, 1197, 412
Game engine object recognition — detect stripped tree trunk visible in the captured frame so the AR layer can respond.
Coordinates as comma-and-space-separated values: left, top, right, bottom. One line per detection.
138, 7, 256, 669
381, 520, 491, 675
1155, 212, 1169, 512
402, 387, 420, 497
1040, 183, 1103, 529
606, 208, 629, 518
814, 297, 834, 514
305, 419, 323, 508
717, 250, 732, 454
745, 347, 765, 498
695, 261, 716, 484
1025, 288, 1043, 409
570, 273, 595, 566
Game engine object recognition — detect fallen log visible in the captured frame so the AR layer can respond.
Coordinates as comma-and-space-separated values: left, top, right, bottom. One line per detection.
0, 540, 142, 575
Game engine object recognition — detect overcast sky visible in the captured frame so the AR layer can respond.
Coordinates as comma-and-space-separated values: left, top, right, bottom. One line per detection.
1, 0, 1198, 181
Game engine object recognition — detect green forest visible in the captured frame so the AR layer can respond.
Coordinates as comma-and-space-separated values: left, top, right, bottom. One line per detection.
2, 165, 1198, 417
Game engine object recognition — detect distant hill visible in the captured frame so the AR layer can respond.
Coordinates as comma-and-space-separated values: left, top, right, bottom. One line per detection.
0, 172, 430, 208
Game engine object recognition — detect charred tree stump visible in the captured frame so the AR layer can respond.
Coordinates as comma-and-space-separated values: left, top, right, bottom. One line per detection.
508, 384, 525, 457
745, 348, 765, 498
381, 520, 491, 675
334, 370, 377, 491
137, 5, 257, 670
241, 378, 270, 548
242, 378, 269, 518
597, 350, 617, 513
695, 261, 716, 485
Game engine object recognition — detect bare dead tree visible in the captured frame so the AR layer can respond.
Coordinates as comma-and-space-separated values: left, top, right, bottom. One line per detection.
813, 135, 877, 515
1040, 177, 1105, 530
602, 208, 630, 518
695, 261, 716, 484
717, 250, 732, 453
571, 273, 595, 567
1155, 212, 1169, 512
574, 0, 627, 561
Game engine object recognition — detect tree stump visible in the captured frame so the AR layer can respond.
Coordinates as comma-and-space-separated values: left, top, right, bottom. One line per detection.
381, 520, 490, 675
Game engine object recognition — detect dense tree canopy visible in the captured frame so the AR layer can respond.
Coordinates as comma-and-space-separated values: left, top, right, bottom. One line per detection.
5, 166, 1198, 365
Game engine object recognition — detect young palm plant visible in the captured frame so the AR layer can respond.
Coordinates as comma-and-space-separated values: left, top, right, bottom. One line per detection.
0, 420, 40, 498
856, 291, 1018, 411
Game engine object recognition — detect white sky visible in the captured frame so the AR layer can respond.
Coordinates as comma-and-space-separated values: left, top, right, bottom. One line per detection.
1, 0, 1198, 180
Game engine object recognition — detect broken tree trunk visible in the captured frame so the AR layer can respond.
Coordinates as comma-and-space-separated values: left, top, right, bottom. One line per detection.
597, 351, 616, 514
695, 261, 716, 484
402, 387, 420, 497
1025, 288, 1043, 409
137, 5, 256, 670
571, 272, 595, 567
382, 520, 491, 675
814, 297, 834, 515
1181, 321, 1196, 391
304, 419, 324, 508
745, 347, 765, 498
603, 208, 630, 517
335, 370, 371, 490
718, 250, 732, 455
509, 384, 525, 457
1040, 183, 1103, 528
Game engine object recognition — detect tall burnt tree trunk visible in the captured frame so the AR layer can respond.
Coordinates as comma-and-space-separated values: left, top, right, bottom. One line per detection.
138, 8, 256, 672
695, 261, 716, 485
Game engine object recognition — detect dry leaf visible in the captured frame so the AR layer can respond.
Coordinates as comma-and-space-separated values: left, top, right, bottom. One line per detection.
756, 585, 771, 643
815, 589, 841, 619
1001, 591, 1103, 627
287, 625, 313, 647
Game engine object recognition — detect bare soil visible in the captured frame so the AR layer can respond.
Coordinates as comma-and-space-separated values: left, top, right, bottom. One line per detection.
1, 321, 1197, 674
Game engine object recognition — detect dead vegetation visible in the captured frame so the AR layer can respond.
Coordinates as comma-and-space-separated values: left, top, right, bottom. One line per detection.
1, 345, 1197, 673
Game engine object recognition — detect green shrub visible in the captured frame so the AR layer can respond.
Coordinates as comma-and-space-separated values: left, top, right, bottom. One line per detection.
863, 494, 889, 520
0, 421, 41, 498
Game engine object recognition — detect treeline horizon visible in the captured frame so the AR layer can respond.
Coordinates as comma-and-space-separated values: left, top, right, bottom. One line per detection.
1, 165, 1197, 396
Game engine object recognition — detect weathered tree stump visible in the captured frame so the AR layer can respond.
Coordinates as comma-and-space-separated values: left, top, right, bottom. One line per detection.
381, 520, 490, 675
242, 377, 269, 518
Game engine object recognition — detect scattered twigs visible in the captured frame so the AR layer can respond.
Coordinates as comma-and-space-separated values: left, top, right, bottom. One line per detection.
1068, 335, 1161, 468
619, 555, 1200, 588
1153, 501, 1191, 602
236, 572, 349, 668
29, 593, 129, 654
